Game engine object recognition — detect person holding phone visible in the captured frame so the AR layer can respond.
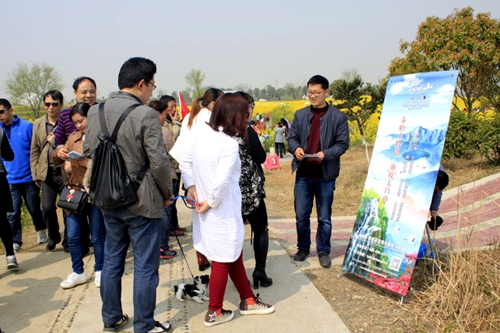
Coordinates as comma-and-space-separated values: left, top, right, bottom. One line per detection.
288, 75, 349, 269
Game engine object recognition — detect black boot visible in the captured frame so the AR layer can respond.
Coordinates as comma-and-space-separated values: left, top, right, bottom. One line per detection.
252, 227, 273, 289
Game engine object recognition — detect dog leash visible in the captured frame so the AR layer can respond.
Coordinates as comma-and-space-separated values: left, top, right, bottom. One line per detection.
169, 195, 198, 279
173, 227, 195, 280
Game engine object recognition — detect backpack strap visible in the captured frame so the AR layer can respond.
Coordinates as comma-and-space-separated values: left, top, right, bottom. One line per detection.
98, 102, 110, 137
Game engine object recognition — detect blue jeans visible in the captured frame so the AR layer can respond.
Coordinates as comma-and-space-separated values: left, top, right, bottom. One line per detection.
8, 181, 46, 245
294, 177, 335, 254
160, 206, 172, 250
100, 207, 160, 333
66, 204, 105, 274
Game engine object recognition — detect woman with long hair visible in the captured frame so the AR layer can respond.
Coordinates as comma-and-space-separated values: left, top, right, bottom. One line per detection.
54, 103, 105, 289
180, 93, 275, 327
170, 87, 223, 271
236, 91, 273, 289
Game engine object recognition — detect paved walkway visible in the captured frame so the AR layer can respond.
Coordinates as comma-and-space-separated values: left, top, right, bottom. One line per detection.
0, 206, 349, 332
1, 172, 498, 332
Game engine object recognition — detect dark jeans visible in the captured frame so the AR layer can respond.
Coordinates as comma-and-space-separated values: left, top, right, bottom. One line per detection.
41, 168, 65, 242
159, 206, 172, 250
66, 204, 105, 274
275, 142, 285, 157
294, 177, 335, 254
8, 181, 46, 245
100, 207, 160, 333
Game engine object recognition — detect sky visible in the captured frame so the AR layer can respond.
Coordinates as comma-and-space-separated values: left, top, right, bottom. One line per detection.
1, 0, 499, 102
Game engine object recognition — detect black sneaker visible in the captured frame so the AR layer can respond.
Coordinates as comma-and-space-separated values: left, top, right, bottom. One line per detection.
293, 249, 310, 261
318, 253, 331, 268
103, 314, 128, 332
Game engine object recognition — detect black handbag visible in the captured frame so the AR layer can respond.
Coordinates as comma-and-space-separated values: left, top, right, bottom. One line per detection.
57, 184, 89, 213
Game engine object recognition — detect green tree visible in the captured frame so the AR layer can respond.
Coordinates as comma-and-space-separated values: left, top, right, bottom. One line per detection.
6, 63, 64, 118
185, 69, 205, 99
388, 7, 500, 115
330, 70, 385, 161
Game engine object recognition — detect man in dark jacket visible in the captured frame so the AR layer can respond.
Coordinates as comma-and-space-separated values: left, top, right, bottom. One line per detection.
0, 99, 47, 252
84, 57, 173, 333
288, 75, 349, 269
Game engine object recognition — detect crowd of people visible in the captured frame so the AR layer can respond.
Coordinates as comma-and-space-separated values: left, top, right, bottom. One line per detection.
0, 58, 452, 332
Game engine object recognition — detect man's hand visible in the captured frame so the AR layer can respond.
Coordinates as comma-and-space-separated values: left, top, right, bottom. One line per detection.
294, 147, 305, 161
316, 151, 325, 162
35, 180, 41, 187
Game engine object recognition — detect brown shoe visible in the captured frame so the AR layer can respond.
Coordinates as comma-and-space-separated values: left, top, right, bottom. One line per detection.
169, 230, 185, 236
176, 226, 187, 232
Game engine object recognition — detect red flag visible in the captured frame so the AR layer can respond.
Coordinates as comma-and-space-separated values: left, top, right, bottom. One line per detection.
177, 90, 190, 121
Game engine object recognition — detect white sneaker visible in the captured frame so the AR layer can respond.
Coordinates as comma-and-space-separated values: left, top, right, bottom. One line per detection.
6, 255, 19, 270
37, 229, 49, 244
95, 271, 101, 288
13, 243, 22, 253
60, 272, 87, 289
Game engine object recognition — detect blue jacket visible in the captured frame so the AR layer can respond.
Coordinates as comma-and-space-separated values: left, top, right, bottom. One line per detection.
1, 115, 34, 184
288, 105, 349, 181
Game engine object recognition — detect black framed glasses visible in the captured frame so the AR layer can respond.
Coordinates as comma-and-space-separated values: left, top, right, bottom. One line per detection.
148, 81, 157, 91
170, 195, 196, 209
306, 90, 325, 97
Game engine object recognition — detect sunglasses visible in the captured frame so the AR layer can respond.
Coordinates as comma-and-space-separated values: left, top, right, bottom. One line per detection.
0, 109, 7, 114
44, 102, 60, 108
170, 195, 196, 209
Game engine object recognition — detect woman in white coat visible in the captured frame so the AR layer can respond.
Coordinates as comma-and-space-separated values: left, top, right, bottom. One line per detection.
170, 87, 223, 271
180, 93, 275, 327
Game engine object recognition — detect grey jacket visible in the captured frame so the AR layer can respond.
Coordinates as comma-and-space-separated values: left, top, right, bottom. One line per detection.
84, 91, 172, 219
288, 105, 349, 181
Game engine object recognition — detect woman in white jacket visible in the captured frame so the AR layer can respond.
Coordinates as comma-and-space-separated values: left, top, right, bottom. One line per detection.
170, 88, 223, 271
180, 93, 274, 327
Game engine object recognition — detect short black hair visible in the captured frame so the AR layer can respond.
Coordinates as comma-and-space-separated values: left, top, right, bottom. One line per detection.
436, 170, 449, 191
69, 103, 91, 121
72, 77, 97, 91
43, 90, 64, 104
159, 95, 175, 104
118, 57, 157, 90
307, 75, 329, 89
0, 99, 12, 110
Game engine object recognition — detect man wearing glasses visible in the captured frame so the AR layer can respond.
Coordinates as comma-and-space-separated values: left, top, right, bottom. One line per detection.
288, 75, 349, 269
30, 90, 65, 251
0, 99, 48, 252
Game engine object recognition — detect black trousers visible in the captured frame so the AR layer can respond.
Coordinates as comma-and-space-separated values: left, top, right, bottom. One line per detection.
41, 168, 64, 242
275, 142, 285, 157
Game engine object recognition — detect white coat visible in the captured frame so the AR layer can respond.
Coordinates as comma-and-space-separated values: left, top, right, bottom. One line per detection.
169, 108, 211, 163
180, 124, 244, 263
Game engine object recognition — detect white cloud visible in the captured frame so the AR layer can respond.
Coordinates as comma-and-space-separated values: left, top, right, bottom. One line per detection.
389, 74, 422, 95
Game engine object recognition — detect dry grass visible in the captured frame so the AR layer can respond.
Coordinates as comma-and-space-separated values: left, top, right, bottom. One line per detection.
411, 246, 500, 332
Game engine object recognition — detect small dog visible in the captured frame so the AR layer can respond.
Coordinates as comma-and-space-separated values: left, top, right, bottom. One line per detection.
174, 275, 210, 304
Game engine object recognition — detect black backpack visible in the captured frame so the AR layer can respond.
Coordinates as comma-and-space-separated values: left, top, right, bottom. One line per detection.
89, 102, 149, 209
